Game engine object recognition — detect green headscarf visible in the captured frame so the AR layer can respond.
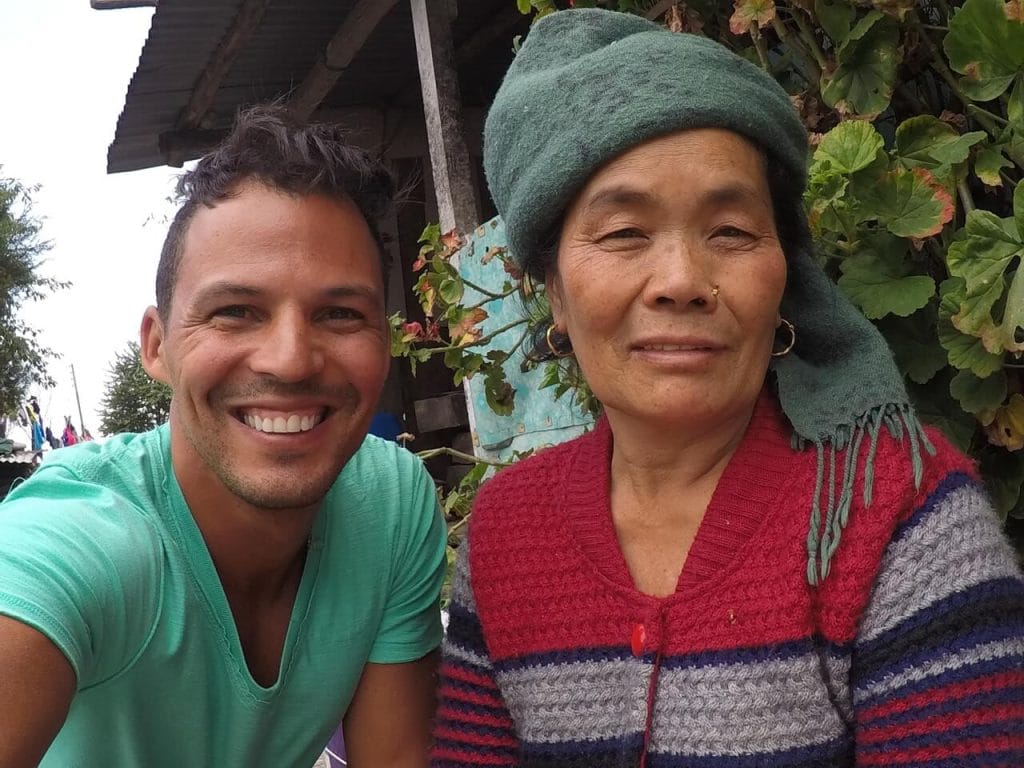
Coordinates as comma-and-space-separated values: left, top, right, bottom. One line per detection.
483, 8, 934, 585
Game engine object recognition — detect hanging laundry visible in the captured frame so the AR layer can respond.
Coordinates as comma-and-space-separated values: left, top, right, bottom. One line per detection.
62, 418, 78, 447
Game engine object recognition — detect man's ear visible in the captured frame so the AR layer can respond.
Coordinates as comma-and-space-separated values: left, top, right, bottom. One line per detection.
139, 306, 170, 385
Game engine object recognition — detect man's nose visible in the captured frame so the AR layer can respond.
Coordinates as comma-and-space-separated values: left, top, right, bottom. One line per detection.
248, 312, 325, 382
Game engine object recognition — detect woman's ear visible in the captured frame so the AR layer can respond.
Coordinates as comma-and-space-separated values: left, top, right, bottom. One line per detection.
139, 306, 171, 385
546, 271, 566, 328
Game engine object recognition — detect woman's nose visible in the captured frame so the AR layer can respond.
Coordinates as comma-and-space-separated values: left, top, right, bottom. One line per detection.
642, 239, 718, 310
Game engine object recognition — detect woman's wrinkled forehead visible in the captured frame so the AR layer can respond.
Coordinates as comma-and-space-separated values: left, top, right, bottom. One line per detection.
483, 8, 808, 274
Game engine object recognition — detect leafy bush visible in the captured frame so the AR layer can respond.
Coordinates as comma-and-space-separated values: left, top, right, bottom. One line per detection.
394, 0, 1024, 554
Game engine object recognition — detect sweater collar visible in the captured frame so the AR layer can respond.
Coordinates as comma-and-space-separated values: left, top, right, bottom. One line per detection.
560, 389, 797, 598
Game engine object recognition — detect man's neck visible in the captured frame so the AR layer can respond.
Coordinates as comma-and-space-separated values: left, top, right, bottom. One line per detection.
169, 437, 319, 599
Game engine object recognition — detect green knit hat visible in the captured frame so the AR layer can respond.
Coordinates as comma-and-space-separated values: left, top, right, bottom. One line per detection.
484, 8, 935, 586
484, 9, 808, 268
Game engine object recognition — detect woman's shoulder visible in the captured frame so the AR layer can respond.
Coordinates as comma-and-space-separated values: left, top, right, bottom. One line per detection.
469, 423, 607, 530
868, 420, 980, 519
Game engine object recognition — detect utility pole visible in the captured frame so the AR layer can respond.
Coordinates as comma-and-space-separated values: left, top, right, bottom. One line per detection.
70, 364, 87, 436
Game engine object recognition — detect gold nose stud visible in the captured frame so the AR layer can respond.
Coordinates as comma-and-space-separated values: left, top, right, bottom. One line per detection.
711, 285, 720, 297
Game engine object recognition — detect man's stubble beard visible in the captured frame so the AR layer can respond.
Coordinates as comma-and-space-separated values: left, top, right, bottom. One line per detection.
182, 380, 366, 511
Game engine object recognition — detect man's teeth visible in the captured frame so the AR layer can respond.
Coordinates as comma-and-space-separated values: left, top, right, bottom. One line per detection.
243, 413, 319, 433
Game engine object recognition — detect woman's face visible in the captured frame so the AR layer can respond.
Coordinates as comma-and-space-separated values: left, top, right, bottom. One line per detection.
548, 128, 787, 431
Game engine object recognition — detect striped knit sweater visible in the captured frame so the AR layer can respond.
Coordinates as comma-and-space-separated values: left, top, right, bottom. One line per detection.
432, 393, 1024, 767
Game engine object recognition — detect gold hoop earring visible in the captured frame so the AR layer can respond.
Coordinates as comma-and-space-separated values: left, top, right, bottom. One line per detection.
772, 318, 796, 358
546, 324, 574, 358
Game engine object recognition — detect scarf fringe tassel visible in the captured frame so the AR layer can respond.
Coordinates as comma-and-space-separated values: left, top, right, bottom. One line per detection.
794, 404, 936, 586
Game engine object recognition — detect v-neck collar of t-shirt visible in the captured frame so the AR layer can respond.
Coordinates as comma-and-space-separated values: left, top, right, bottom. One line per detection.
156, 425, 327, 702
560, 391, 795, 604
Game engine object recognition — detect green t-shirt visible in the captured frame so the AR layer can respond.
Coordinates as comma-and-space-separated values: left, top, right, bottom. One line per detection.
0, 425, 446, 767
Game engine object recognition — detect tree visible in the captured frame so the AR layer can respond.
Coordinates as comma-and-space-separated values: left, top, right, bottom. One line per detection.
0, 172, 66, 416
99, 341, 171, 435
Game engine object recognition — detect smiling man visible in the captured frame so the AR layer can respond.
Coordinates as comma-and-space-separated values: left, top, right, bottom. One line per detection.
0, 107, 446, 768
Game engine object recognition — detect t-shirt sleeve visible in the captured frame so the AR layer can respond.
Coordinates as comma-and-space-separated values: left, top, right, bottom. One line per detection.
0, 464, 163, 688
367, 452, 446, 664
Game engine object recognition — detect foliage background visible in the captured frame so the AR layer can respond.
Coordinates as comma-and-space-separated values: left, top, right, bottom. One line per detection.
99, 341, 171, 435
392, 0, 1024, 566
0, 172, 66, 417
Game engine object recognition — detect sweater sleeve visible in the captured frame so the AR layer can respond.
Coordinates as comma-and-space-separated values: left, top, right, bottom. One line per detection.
431, 539, 519, 767
851, 469, 1024, 766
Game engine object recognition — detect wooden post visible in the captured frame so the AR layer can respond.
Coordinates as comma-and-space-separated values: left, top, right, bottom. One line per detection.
410, 0, 480, 235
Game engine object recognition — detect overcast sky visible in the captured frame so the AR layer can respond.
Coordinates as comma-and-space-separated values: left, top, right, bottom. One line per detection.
1, 1, 179, 435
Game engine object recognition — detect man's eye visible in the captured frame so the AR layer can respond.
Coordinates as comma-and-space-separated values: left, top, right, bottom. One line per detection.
323, 307, 364, 321
213, 305, 252, 319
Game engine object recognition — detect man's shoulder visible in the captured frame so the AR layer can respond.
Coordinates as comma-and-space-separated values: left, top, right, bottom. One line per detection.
3, 427, 169, 536
336, 434, 430, 494
29, 427, 166, 490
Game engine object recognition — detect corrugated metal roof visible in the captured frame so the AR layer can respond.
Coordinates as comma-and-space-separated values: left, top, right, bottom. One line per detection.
0, 451, 40, 465
107, 0, 525, 173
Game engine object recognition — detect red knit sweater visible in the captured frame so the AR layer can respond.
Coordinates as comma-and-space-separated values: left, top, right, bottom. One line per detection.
432, 393, 1024, 767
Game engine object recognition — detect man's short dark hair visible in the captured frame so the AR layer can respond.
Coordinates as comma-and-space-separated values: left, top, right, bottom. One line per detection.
155, 104, 396, 318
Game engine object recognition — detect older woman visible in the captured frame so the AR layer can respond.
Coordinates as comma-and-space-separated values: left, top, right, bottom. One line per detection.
431, 9, 1024, 768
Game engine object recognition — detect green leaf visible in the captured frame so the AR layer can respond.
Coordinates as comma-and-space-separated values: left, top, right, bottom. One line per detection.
946, 210, 1022, 294
815, 0, 854, 44
999, 259, 1024, 354
985, 392, 1024, 449
938, 278, 1005, 376
813, 120, 885, 174
950, 368, 1007, 416
728, 0, 776, 35
980, 449, 1024, 519
857, 166, 955, 238
438, 277, 464, 306
821, 11, 901, 118
975, 146, 1013, 186
907, 368, 978, 452
894, 116, 985, 170
1009, 74, 1024, 127
950, 277, 1005, 336
944, 0, 1024, 101
516, 0, 532, 13
1016, 179, 1024, 239
877, 307, 948, 384
837, 235, 935, 319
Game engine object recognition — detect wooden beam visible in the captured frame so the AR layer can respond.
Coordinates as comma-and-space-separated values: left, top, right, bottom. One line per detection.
91, 1, 157, 8
287, 0, 399, 121
175, 0, 271, 134
159, 129, 228, 166
453, 4, 524, 67
391, 6, 524, 111
410, 0, 480, 234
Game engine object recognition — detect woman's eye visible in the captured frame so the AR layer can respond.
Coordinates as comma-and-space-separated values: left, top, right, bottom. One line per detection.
601, 227, 646, 241
712, 225, 753, 240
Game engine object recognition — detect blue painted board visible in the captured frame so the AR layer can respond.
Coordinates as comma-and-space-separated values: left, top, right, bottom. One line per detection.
456, 216, 594, 461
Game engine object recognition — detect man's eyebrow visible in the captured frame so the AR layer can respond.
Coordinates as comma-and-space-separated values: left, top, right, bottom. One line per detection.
190, 281, 263, 305
322, 284, 381, 301
190, 281, 382, 305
